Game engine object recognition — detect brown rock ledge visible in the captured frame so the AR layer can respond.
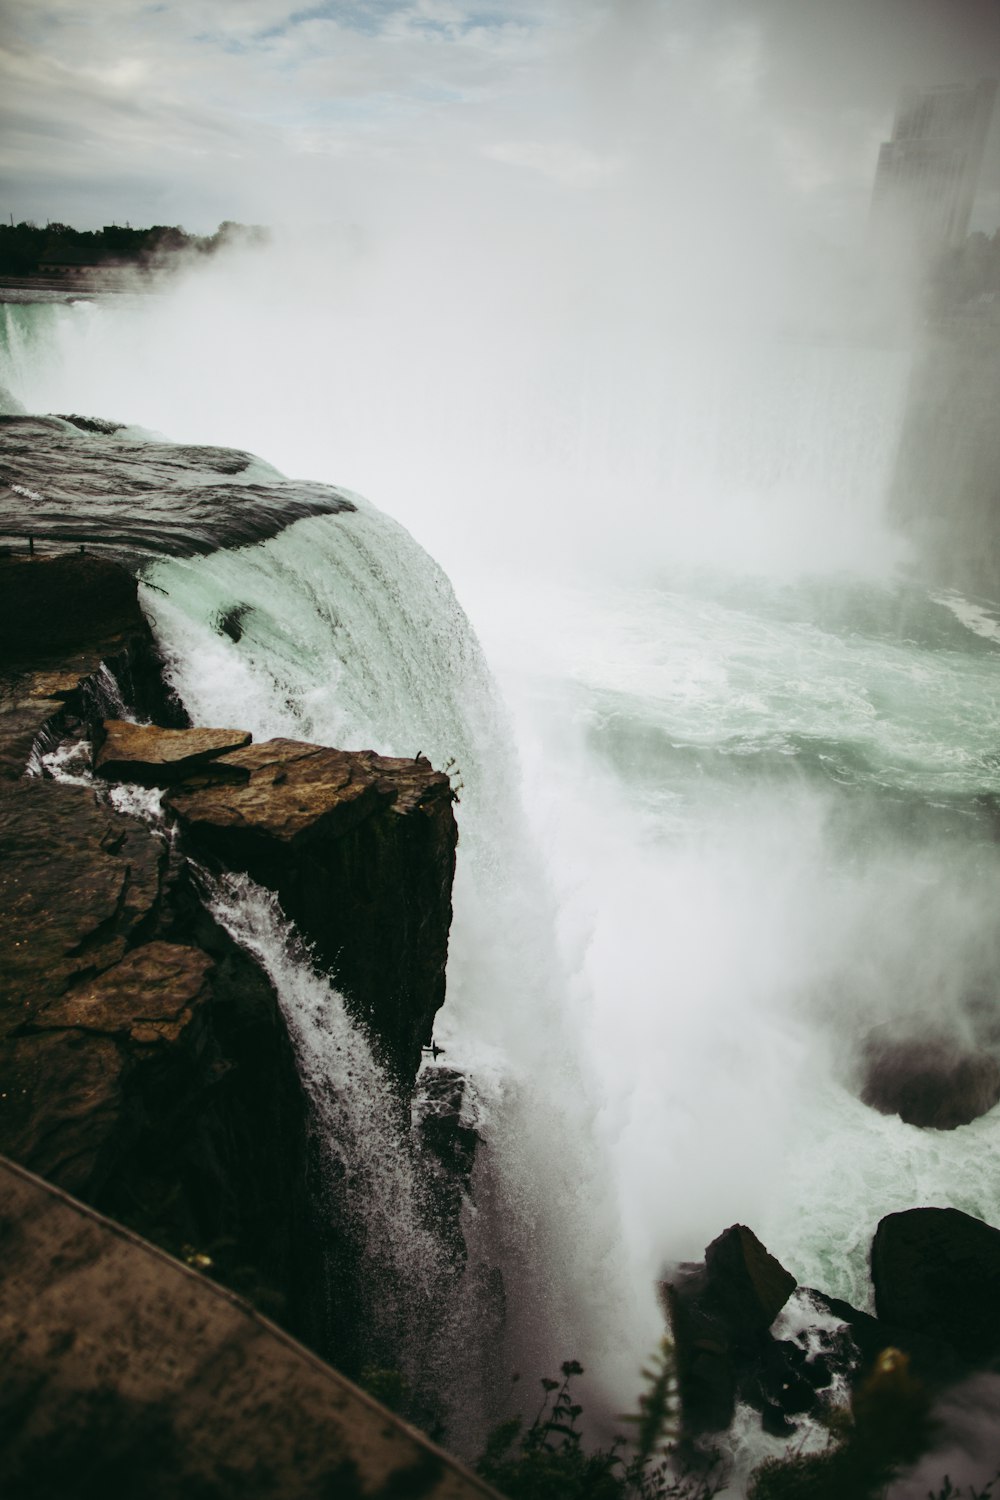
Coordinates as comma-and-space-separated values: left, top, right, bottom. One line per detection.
0, 554, 184, 767
94, 719, 252, 785
0, 1154, 500, 1500
90, 733, 459, 1088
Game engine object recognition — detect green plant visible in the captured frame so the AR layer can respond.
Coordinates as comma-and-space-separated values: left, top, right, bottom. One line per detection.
928, 1472, 1000, 1500
621, 1338, 681, 1474
474, 1351, 721, 1500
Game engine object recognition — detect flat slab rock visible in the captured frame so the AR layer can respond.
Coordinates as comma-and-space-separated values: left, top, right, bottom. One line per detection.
164, 737, 452, 844
34, 941, 213, 1047
95, 719, 252, 786
91, 723, 457, 1087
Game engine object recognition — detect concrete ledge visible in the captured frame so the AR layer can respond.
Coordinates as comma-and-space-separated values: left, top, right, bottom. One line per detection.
0, 1155, 501, 1499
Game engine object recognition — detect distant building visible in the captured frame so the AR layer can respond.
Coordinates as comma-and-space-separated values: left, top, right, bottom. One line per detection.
870, 78, 997, 254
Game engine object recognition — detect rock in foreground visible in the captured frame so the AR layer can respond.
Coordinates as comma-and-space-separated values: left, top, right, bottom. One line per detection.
0, 1155, 498, 1500
872, 1207, 1000, 1364
94, 719, 251, 785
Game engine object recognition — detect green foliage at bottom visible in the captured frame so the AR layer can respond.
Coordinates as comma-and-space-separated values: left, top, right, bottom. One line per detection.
474, 1349, 721, 1500
748, 1347, 932, 1500
468, 1340, 1000, 1500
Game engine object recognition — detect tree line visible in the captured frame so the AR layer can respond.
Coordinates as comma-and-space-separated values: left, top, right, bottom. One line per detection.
0, 219, 268, 276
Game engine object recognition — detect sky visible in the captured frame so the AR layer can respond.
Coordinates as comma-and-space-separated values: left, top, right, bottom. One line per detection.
1, 0, 999, 241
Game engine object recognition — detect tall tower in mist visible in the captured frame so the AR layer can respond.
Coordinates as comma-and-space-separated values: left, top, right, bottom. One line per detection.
870, 77, 997, 253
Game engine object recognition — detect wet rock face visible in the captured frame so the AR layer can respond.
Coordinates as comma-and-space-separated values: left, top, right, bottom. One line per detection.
859, 1029, 1000, 1129
0, 414, 356, 564
161, 737, 457, 1088
0, 546, 460, 1365
0, 553, 185, 756
88, 721, 458, 1089
872, 1208, 1000, 1365
413, 1065, 480, 1263
0, 773, 312, 1329
0, 776, 164, 1014
0, 554, 316, 1333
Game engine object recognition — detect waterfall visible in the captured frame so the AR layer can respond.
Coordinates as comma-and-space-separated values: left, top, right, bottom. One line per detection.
203, 870, 479, 1430
9, 287, 1000, 1482
138, 499, 653, 1441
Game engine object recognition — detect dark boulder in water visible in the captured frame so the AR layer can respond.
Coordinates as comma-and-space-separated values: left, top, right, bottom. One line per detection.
703, 1222, 797, 1341
216, 602, 252, 642
664, 1225, 812, 1437
665, 1221, 965, 1444
872, 1207, 1000, 1365
860, 1027, 1000, 1129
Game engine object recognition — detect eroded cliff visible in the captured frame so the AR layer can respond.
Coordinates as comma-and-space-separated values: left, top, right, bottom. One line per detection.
0, 549, 459, 1358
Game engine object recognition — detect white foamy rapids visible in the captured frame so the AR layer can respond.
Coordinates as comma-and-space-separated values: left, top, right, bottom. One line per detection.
466, 566, 1000, 1303
932, 589, 1000, 646
33, 738, 95, 785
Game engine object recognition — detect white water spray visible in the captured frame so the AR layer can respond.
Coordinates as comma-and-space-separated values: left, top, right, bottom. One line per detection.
7, 250, 1000, 1479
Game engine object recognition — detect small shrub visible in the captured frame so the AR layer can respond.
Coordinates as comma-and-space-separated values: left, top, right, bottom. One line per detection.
475, 1350, 721, 1500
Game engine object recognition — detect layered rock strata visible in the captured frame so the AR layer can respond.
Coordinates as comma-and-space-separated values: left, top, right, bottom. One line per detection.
0, 550, 185, 777
157, 733, 457, 1086
0, 733, 314, 1337
0, 414, 357, 563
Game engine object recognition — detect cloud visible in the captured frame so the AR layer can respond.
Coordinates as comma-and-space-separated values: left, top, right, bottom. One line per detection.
483, 139, 620, 184
0, 0, 997, 239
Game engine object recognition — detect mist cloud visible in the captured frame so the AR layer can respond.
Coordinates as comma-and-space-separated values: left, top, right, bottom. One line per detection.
1, 0, 997, 237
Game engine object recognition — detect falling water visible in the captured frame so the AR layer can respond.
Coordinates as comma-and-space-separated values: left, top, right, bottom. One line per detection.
6, 275, 1000, 1484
